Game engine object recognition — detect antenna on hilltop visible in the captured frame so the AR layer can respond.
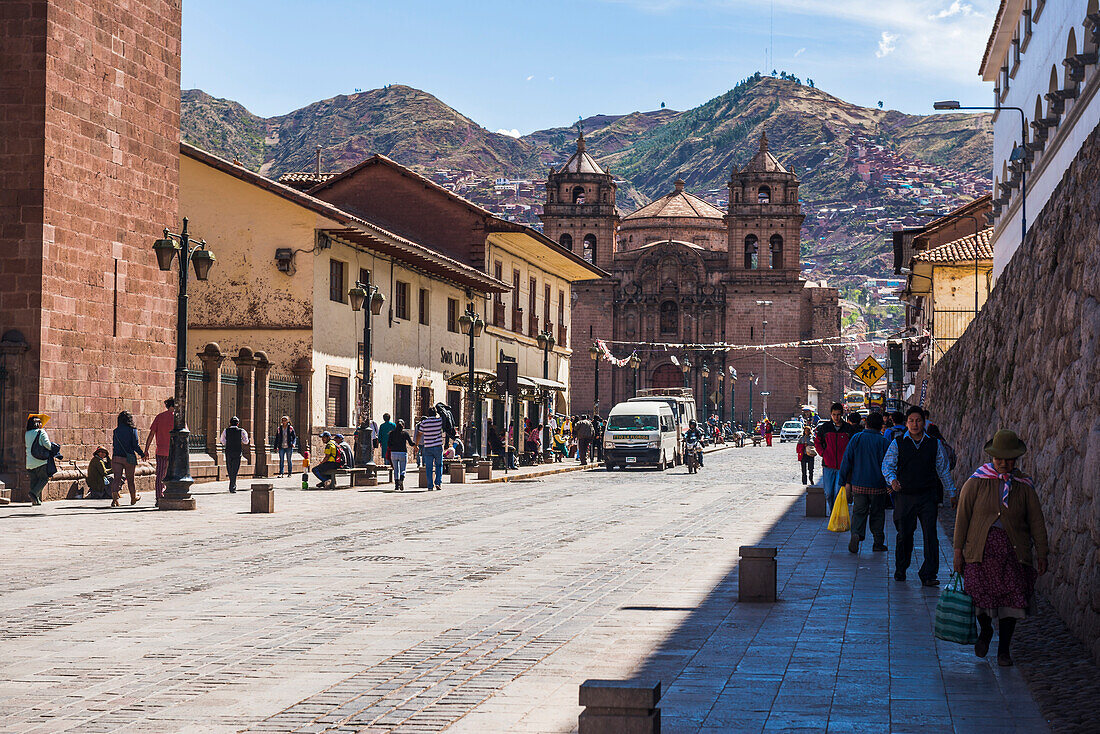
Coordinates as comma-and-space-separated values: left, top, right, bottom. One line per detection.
770, 0, 774, 75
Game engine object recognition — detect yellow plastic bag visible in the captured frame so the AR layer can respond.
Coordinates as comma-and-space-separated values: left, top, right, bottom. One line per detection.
827, 485, 850, 532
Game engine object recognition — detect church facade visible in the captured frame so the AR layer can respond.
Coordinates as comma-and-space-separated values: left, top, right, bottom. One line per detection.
542, 132, 844, 423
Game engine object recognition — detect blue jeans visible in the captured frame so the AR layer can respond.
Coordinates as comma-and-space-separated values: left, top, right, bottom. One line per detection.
822, 467, 842, 515
278, 447, 293, 474
422, 445, 444, 487
390, 452, 407, 480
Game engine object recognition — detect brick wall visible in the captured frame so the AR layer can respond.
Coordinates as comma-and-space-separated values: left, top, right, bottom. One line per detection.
0, 0, 181, 498
569, 279, 616, 415
929, 121, 1100, 663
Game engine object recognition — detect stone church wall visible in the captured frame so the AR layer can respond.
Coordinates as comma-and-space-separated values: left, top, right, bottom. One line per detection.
928, 122, 1100, 663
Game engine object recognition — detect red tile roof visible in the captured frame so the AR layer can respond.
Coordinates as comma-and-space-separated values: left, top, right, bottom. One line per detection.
914, 227, 994, 263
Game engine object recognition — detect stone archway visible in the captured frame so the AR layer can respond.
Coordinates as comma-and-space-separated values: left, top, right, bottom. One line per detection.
651, 363, 682, 389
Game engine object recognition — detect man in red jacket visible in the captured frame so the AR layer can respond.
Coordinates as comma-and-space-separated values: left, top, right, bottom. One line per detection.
814, 402, 857, 515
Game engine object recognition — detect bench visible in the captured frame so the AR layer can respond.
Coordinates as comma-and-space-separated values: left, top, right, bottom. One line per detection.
331, 464, 393, 489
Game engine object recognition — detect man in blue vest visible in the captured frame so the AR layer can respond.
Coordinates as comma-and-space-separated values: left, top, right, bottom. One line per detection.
882, 406, 956, 586
219, 416, 249, 493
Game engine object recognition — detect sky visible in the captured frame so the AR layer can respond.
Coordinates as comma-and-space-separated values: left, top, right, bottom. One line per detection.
181, 0, 998, 136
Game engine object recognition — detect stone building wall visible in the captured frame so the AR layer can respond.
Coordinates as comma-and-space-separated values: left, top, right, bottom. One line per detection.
929, 121, 1100, 663
0, 1, 182, 498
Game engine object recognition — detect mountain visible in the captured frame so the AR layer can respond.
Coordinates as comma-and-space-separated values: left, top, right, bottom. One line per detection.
181, 77, 992, 285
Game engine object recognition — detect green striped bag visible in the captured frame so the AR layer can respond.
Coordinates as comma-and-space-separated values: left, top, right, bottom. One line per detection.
934, 573, 977, 644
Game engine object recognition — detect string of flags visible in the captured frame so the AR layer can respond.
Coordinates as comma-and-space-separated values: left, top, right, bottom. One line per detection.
594, 339, 637, 367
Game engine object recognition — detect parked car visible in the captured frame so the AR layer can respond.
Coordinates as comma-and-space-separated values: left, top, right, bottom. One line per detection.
603, 401, 678, 470
779, 420, 804, 443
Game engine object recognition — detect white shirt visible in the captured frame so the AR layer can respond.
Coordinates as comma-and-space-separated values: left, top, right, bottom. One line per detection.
219, 427, 250, 445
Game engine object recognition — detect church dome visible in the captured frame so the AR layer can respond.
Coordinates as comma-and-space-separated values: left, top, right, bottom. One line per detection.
556, 129, 607, 175
622, 179, 725, 221
741, 130, 788, 174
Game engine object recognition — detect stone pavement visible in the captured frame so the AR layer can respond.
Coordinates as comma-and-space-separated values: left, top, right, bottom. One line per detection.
0, 445, 1049, 733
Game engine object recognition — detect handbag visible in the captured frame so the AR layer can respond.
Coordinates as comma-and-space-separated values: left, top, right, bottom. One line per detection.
30, 432, 51, 461
934, 573, 978, 644
827, 485, 850, 532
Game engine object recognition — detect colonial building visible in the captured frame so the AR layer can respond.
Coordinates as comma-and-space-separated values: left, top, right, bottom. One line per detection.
982, 1, 1100, 277
182, 146, 604, 469
0, 1, 181, 501
545, 132, 843, 422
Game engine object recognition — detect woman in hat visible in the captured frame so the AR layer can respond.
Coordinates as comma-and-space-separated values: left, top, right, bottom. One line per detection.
87, 446, 113, 500
953, 429, 1048, 666
24, 413, 53, 506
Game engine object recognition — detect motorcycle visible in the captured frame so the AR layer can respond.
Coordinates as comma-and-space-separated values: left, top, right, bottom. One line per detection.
684, 439, 702, 474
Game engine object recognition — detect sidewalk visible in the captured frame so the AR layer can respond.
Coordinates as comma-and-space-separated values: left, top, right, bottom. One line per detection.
629, 493, 1050, 733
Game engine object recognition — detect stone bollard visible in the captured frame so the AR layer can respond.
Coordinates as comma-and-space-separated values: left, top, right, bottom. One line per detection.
738, 546, 777, 602
449, 463, 466, 483
476, 461, 492, 480
806, 484, 826, 517
418, 465, 429, 489
579, 680, 661, 734
250, 483, 274, 513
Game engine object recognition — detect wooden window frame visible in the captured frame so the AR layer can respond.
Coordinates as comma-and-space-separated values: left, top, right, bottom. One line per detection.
394, 280, 409, 321
418, 288, 430, 326
329, 258, 346, 303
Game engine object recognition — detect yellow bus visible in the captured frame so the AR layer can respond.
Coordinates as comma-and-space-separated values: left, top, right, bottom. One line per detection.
844, 391, 866, 412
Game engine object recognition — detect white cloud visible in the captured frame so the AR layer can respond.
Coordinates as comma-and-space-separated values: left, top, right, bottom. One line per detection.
876, 30, 898, 58
496, 128, 521, 138
794, 47, 806, 57
549, 76, 556, 81
525, 75, 535, 81
930, 1, 977, 19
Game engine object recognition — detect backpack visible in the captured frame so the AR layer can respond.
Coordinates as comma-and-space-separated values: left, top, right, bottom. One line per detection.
435, 403, 456, 439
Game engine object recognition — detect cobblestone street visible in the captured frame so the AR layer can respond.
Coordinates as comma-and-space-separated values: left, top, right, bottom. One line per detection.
0, 446, 1048, 733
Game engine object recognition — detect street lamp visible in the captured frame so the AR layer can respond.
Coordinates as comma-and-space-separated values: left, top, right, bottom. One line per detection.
715, 368, 724, 422
348, 278, 385, 467
933, 100, 1027, 252
756, 300, 772, 420
748, 371, 756, 426
588, 343, 601, 418
152, 218, 215, 511
701, 363, 711, 417
728, 367, 738, 425
458, 305, 485, 459
917, 208, 984, 315
536, 327, 556, 459
629, 353, 641, 396
680, 358, 692, 388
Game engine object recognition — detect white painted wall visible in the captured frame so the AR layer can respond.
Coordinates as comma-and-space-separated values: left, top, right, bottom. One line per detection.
989, 1, 1100, 278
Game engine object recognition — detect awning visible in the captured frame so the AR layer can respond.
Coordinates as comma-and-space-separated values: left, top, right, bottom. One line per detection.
527, 376, 567, 391
446, 369, 498, 388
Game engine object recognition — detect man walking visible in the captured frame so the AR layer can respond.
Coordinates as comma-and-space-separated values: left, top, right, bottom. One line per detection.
839, 411, 891, 554
574, 414, 594, 464
273, 415, 297, 477
144, 397, 175, 506
814, 402, 857, 516
378, 413, 396, 468
218, 416, 249, 493
882, 406, 957, 586
415, 406, 445, 491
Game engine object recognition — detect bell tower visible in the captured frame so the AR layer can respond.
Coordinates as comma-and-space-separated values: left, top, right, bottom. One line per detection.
726, 131, 804, 280
540, 129, 618, 267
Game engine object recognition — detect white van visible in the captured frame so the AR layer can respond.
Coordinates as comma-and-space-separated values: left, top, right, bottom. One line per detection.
603, 401, 678, 470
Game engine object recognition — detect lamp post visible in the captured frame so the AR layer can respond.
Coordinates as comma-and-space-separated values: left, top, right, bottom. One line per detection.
589, 344, 601, 418
536, 327, 556, 458
933, 100, 1027, 255
348, 278, 385, 467
917, 208, 984, 315
748, 372, 756, 426
715, 369, 724, 423
681, 358, 691, 388
458, 305, 485, 459
756, 300, 772, 420
728, 367, 738, 425
152, 218, 215, 511
629, 353, 641, 396
701, 363, 710, 418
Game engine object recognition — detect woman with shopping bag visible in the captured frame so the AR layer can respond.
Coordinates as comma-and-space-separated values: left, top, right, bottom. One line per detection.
952, 430, 1048, 666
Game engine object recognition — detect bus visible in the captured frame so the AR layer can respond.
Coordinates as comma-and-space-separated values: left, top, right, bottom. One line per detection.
865, 391, 885, 412
844, 390, 866, 412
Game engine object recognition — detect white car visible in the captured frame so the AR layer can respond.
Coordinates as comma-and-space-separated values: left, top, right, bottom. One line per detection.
779, 420, 804, 443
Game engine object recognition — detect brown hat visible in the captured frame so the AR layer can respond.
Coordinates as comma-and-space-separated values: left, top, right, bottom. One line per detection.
984, 429, 1027, 459
93, 446, 109, 457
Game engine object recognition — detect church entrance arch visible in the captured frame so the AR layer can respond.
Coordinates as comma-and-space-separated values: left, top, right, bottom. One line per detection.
650, 363, 682, 389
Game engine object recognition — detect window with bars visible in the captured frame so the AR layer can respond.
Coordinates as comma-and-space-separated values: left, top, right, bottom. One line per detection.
543, 283, 551, 326
395, 280, 409, 320
419, 288, 430, 325
557, 289, 565, 326
329, 259, 346, 303
447, 298, 459, 333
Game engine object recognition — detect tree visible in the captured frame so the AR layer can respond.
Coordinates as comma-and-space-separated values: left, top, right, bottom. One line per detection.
808, 79, 815, 88
660, 101, 666, 108
877, 100, 884, 109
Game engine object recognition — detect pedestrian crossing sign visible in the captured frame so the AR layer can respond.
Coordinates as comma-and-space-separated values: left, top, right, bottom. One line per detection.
854, 355, 886, 388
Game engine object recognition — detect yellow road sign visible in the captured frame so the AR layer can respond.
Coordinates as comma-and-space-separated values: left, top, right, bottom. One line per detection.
854, 355, 886, 389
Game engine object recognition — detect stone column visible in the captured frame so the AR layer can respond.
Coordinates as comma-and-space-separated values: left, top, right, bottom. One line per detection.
292, 356, 313, 459
198, 342, 224, 464
233, 347, 257, 468
253, 351, 271, 478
